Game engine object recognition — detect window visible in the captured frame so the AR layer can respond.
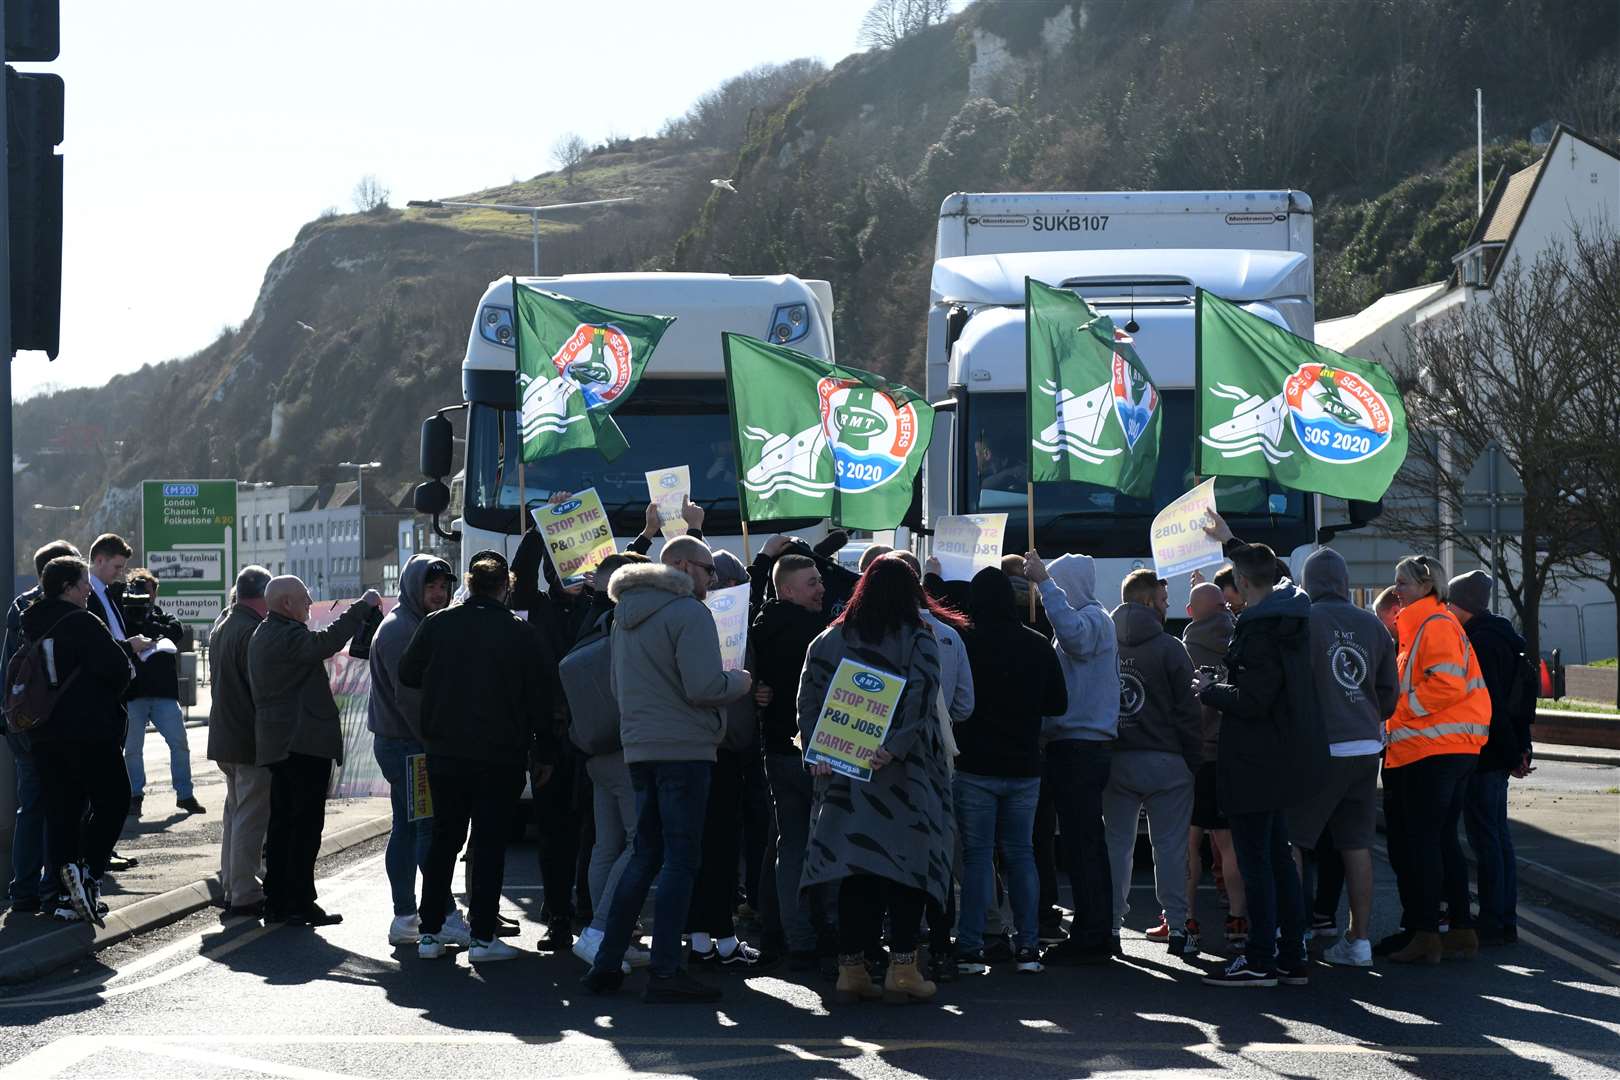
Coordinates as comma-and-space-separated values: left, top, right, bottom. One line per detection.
278, 513, 286, 539
278, 561, 285, 575
240, 520, 248, 542
253, 519, 260, 542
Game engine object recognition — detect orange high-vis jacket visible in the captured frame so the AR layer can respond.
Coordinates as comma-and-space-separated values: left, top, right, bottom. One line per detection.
1385, 594, 1491, 768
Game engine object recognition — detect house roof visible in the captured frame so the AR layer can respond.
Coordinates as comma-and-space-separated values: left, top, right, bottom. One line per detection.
324, 481, 359, 511
1315, 281, 1447, 355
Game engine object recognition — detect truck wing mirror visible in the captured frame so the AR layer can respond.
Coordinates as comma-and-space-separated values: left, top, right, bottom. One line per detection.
420, 414, 454, 479
414, 480, 460, 543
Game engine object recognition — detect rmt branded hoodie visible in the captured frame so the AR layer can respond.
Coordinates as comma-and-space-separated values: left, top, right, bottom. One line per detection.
1112, 601, 1202, 774
1301, 548, 1397, 749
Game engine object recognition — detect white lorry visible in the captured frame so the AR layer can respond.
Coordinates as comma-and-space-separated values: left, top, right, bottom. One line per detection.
416, 272, 836, 569
925, 190, 1340, 612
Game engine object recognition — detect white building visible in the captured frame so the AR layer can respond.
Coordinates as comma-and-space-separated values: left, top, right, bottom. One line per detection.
1320, 125, 1619, 661
235, 483, 315, 579
287, 481, 411, 601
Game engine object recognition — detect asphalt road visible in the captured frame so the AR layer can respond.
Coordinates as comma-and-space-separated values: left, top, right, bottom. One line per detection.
1, 803, 1616, 1078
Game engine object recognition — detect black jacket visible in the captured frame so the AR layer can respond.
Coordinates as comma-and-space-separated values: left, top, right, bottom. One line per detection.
399, 594, 558, 765
954, 568, 1068, 778
18, 597, 134, 745
1465, 611, 1534, 771
124, 600, 186, 700
750, 599, 828, 754
1198, 581, 1327, 816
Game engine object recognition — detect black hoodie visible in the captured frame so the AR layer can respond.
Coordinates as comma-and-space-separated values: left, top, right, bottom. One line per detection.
954, 568, 1068, 778
19, 596, 134, 745
750, 598, 828, 754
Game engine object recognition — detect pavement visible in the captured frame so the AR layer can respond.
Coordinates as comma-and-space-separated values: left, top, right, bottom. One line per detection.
0, 812, 1617, 1079
0, 696, 390, 984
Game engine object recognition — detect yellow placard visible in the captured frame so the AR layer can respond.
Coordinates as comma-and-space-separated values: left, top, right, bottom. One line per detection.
1150, 477, 1224, 578
533, 487, 618, 584
644, 466, 691, 539
804, 658, 906, 783
406, 753, 433, 822
703, 582, 751, 671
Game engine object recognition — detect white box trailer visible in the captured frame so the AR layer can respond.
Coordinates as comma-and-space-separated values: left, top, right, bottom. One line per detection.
926, 190, 1318, 613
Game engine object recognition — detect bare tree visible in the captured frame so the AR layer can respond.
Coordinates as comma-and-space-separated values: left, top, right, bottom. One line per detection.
352, 175, 390, 213
857, 0, 951, 49
1389, 247, 1594, 663
1562, 226, 1620, 694
551, 133, 589, 183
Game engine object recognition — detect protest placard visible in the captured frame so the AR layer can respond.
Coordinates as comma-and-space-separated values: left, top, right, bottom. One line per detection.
644, 465, 691, 539
931, 513, 1007, 581
407, 754, 433, 822
533, 487, 618, 585
804, 658, 906, 782
1150, 477, 1224, 578
704, 582, 750, 671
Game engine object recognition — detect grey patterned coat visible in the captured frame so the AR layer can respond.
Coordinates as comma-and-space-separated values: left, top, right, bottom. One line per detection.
795, 621, 955, 908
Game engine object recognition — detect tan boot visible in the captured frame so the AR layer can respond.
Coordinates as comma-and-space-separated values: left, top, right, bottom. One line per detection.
833, 954, 881, 1005
1441, 928, 1479, 960
883, 951, 937, 1004
1389, 930, 1443, 965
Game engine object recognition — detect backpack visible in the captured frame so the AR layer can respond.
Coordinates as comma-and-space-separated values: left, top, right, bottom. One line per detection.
561, 612, 621, 756
1506, 648, 1540, 728
3, 611, 88, 733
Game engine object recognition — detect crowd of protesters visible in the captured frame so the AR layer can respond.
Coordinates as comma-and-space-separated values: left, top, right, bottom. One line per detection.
2, 505, 1536, 1004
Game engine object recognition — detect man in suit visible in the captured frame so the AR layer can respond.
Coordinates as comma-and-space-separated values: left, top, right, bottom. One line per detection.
85, 534, 153, 658
247, 575, 377, 926
208, 565, 274, 917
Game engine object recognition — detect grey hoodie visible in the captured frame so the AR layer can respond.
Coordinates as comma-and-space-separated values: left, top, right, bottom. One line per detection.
1302, 548, 1398, 748
1182, 609, 1235, 761
1113, 602, 1202, 772
608, 563, 750, 764
1039, 554, 1120, 741
367, 553, 446, 741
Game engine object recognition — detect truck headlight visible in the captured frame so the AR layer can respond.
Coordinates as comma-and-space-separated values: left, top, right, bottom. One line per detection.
769, 303, 810, 345
480, 305, 514, 348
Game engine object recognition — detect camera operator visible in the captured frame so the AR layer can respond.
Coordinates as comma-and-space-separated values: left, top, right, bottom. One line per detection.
120, 568, 205, 817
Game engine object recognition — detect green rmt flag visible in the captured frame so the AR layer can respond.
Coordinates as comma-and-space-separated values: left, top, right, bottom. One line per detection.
722, 333, 934, 530
1025, 277, 1162, 498
513, 281, 675, 463
1196, 289, 1407, 501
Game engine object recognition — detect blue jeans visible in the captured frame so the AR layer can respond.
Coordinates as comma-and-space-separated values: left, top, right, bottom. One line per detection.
125, 698, 192, 800
593, 760, 711, 979
6, 732, 48, 902
1463, 768, 1517, 931
373, 733, 434, 917
954, 772, 1040, 951
1229, 809, 1306, 974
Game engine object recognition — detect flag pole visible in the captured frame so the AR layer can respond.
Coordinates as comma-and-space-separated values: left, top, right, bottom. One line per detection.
512, 274, 531, 535
1026, 480, 1037, 622
739, 510, 752, 564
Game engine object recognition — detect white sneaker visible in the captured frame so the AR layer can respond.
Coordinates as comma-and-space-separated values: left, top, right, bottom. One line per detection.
388, 914, 421, 945
440, 910, 473, 947
418, 934, 447, 959
1324, 936, 1373, 968
572, 931, 632, 974
469, 937, 520, 963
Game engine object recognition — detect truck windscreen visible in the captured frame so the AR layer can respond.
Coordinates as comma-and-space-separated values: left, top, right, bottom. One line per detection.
463, 378, 817, 537
962, 390, 1313, 557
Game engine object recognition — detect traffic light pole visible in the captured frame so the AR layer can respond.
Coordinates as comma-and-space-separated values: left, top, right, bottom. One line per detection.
0, 5, 16, 882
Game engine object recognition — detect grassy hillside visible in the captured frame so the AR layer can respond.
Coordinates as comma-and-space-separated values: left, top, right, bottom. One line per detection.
11, 0, 1616, 571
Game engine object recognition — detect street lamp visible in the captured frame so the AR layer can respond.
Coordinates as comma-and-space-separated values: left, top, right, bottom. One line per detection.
32, 503, 81, 511
339, 461, 382, 592
405, 197, 634, 275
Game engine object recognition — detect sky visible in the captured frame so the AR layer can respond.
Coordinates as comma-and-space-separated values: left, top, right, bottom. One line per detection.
8, 0, 886, 399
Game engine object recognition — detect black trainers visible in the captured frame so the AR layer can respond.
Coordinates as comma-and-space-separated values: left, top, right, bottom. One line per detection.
1042, 940, 1113, 966
716, 940, 767, 970
643, 969, 723, 1004
982, 935, 1015, 963
1167, 930, 1189, 957
176, 796, 207, 815
1014, 946, 1044, 973
288, 905, 342, 927
1372, 929, 1413, 956
1278, 961, 1311, 986
1038, 919, 1067, 945
1202, 957, 1277, 988
689, 945, 721, 967
1311, 913, 1336, 939
955, 948, 989, 975
580, 967, 624, 995
105, 851, 138, 872
8, 896, 43, 914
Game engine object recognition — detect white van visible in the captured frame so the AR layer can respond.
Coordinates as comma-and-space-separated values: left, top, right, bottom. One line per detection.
926, 191, 1322, 610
